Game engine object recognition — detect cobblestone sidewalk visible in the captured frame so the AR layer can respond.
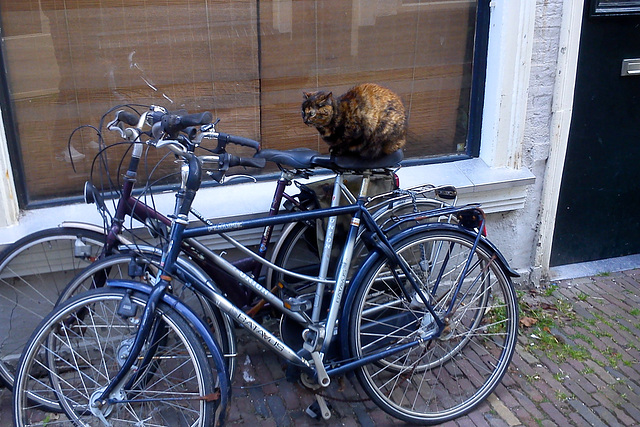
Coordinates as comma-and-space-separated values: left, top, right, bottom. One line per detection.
1, 269, 639, 426
224, 268, 640, 426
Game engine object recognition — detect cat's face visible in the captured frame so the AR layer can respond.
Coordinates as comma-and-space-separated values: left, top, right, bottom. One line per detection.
302, 91, 334, 127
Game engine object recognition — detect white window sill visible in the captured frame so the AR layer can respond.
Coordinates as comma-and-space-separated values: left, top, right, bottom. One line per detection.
0, 158, 534, 247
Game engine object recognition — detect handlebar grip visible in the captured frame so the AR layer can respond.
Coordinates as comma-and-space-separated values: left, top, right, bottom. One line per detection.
150, 111, 214, 136
228, 154, 266, 168
216, 132, 261, 150
179, 112, 213, 127
116, 110, 140, 126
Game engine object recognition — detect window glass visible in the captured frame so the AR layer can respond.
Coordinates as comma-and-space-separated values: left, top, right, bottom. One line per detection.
0, 0, 478, 204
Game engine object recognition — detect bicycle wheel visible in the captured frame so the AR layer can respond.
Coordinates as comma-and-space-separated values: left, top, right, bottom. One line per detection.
347, 228, 518, 424
59, 252, 236, 380
269, 198, 449, 294
13, 287, 217, 427
0, 226, 107, 388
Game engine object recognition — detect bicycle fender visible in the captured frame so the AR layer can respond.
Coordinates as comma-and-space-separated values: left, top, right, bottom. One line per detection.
60, 221, 134, 246
106, 279, 231, 426
338, 222, 518, 360
381, 222, 519, 278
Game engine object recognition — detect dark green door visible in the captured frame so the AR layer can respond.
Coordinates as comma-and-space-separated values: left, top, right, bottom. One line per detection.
551, 1, 640, 266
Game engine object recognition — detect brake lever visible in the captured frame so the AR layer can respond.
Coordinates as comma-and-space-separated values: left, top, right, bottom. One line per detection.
156, 139, 189, 157
106, 118, 128, 139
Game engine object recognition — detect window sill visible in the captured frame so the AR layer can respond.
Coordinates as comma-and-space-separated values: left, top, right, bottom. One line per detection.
396, 157, 535, 213
0, 158, 534, 247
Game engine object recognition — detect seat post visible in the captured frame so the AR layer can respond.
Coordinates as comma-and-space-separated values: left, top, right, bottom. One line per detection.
359, 171, 372, 199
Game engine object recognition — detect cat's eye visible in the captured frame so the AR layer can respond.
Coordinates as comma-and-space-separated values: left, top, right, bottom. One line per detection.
310, 110, 316, 117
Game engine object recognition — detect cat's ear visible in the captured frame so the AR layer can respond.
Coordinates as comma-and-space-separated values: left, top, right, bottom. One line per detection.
318, 92, 333, 102
303, 91, 312, 99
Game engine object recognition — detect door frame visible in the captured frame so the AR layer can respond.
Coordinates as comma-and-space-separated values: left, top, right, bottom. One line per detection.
535, 0, 584, 277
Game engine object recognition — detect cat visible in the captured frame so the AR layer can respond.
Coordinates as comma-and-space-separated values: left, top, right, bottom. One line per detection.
301, 83, 407, 159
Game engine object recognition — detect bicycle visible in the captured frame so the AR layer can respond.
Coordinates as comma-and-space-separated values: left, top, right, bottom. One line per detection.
13, 111, 520, 426
0, 105, 456, 391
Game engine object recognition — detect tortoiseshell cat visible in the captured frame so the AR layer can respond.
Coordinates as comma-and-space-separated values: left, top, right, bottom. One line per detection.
302, 83, 406, 159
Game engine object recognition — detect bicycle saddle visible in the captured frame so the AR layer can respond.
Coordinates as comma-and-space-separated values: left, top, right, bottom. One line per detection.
311, 149, 403, 171
254, 148, 320, 169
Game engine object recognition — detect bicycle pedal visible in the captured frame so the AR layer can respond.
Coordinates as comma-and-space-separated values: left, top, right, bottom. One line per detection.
305, 396, 332, 420
284, 296, 313, 313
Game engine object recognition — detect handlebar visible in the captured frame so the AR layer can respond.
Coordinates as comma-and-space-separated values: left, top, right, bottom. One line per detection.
105, 106, 265, 184
149, 110, 213, 137
115, 110, 140, 127
109, 107, 262, 155
226, 153, 266, 169
212, 132, 261, 152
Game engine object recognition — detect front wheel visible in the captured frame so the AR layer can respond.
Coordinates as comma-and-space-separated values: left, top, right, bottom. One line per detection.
347, 228, 518, 424
13, 288, 218, 427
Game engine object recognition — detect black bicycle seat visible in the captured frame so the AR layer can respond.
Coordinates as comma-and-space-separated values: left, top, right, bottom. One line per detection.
254, 148, 321, 169
311, 149, 403, 171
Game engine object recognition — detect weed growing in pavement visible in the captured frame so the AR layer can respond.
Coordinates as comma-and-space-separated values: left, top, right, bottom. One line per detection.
543, 283, 558, 297
559, 344, 590, 362
630, 308, 640, 316
553, 372, 567, 382
580, 366, 595, 375
603, 347, 623, 368
525, 374, 540, 383
568, 331, 594, 346
519, 283, 635, 370
593, 313, 615, 328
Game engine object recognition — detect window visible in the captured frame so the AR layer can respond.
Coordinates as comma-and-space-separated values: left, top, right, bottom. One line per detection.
0, 0, 487, 206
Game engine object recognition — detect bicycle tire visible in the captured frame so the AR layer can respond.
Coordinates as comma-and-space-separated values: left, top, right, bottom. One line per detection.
269, 198, 450, 294
13, 287, 217, 427
58, 251, 236, 381
347, 228, 518, 424
0, 226, 107, 389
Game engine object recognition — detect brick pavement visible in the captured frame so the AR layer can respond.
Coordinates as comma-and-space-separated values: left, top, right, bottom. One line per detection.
1, 269, 639, 426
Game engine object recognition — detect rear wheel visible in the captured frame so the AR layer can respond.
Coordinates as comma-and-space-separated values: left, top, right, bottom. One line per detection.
0, 227, 107, 388
13, 288, 217, 427
347, 228, 518, 424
